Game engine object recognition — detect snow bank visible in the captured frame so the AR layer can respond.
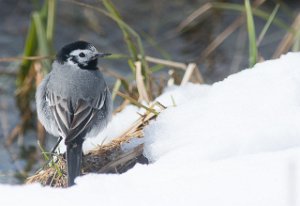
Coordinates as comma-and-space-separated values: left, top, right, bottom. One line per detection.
1, 53, 300, 206
144, 52, 300, 163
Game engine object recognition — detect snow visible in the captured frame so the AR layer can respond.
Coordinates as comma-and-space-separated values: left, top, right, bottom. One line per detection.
1, 53, 300, 206
83, 105, 140, 153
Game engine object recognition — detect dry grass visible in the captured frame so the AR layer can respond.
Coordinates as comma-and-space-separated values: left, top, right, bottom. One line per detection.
26, 103, 164, 188
273, 14, 300, 58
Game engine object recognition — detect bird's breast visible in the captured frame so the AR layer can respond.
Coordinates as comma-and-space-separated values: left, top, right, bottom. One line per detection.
49, 65, 106, 102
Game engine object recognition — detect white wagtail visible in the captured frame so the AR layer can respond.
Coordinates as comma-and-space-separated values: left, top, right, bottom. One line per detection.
36, 41, 112, 186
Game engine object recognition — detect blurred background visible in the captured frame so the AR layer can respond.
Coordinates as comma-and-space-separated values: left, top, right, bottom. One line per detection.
0, 0, 299, 184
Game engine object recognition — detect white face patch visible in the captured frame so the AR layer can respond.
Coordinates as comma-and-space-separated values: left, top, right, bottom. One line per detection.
67, 46, 98, 67
66, 57, 80, 68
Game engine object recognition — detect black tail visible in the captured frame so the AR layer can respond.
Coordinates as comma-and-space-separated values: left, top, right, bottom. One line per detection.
66, 141, 83, 187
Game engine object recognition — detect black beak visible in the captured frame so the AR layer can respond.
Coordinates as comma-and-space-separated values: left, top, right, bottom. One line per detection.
97, 52, 112, 58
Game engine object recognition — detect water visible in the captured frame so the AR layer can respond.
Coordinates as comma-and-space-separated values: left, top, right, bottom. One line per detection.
0, 0, 298, 184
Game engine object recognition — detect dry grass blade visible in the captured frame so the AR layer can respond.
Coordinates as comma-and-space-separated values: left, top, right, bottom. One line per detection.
0, 68, 17, 76
0, 55, 52, 62
141, 55, 204, 84
116, 91, 158, 115
101, 67, 127, 81
34, 61, 46, 146
210, 1, 291, 31
181, 63, 204, 85
150, 101, 167, 110
193, 65, 204, 84
273, 13, 300, 58
135, 61, 150, 103
5, 125, 23, 146
200, 16, 244, 60
141, 55, 186, 69
0, 100, 9, 139
26, 156, 67, 187
181, 63, 196, 85
6, 65, 38, 146
113, 99, 130, 114
199, 0, 264, 60
177, 3, 212, 31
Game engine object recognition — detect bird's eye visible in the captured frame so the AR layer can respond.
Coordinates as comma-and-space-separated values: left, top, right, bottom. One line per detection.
79, 52, 85, 57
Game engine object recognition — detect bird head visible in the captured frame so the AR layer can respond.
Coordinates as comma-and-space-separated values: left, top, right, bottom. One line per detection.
56, 41, 111, 70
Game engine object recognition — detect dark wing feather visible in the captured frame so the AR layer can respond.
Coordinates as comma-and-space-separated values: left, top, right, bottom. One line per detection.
48, 92, 74, 137
47, 87, 108, 144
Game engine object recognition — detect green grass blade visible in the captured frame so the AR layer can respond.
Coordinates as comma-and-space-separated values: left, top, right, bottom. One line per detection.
150, 64, 164, 73
112, 79, 121, 101
46, 0, 56, 47
257, 4, 280, 46
17, 17, 37, 86
245, 0, 257, 67
32, 12, 51, 73
128, 59, 136, 74
37, 141, 50, 161
106, 53, 129, 59
141, 31, 171, 60
102, 0, 138, 61
39, 0, 48, 19
67, 0, 150, 88
211, 2, 293, 33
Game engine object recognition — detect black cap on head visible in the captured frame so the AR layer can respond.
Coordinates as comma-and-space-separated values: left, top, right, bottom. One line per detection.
56, 41, 92, 64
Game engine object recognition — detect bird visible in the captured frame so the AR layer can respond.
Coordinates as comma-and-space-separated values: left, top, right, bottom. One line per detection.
36, 41, 112, 186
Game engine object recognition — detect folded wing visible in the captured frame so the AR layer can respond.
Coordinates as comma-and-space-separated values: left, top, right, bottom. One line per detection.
47, 87, 108, 144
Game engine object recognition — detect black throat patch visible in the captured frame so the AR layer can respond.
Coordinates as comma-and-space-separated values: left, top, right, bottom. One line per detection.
71, 56, 98, 70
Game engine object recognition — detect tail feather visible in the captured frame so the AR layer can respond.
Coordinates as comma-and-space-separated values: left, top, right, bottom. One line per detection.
66, 142, 83, 187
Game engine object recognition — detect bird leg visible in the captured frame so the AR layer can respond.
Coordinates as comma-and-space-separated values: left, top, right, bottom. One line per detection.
50, 136, 63, 155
